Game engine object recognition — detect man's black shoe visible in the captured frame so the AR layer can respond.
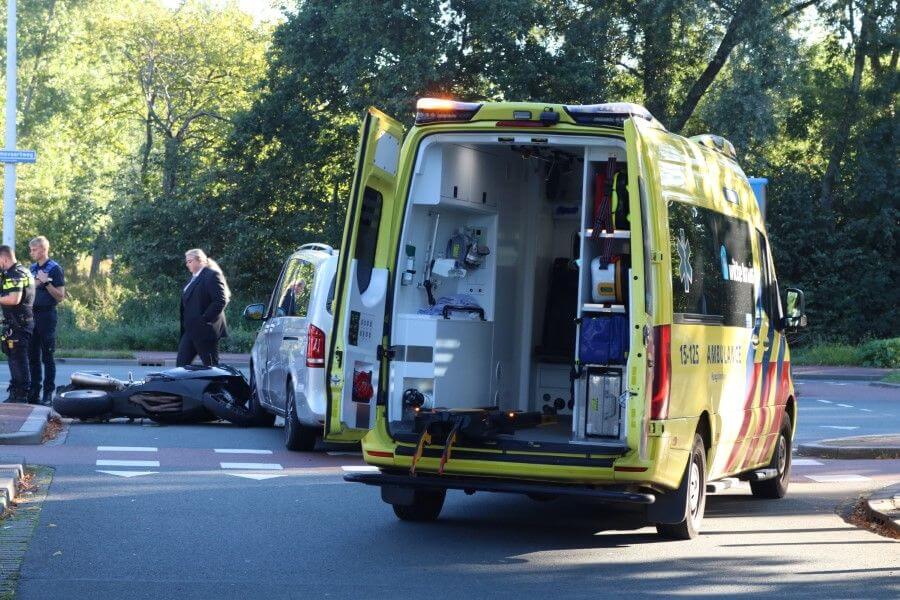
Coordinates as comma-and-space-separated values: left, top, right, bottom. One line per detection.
41, 392, 54, 406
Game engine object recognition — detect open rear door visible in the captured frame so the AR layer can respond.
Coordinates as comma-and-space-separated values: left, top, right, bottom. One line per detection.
325, 108, 404, 442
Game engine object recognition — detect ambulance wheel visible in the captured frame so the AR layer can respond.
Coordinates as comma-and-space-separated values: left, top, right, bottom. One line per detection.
284, 386, 318, 452
392, 489, 446, 522
656, 434, 707, 540
750, 415, 792, 499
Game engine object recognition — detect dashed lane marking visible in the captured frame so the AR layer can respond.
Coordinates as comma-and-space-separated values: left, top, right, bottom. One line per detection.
224, 473, 285, 481
96, 459, 160, 468
96, 470, 157, 478
818, 425, 859, 430
860, 408, 873, 412
791, 458, 824, 466
816, 399, 832, 404
97, 446, 158, 452
214, 449, 273, 454
836, 403, 853, 408
219, 462, 282, 470
806, 474, 872, 483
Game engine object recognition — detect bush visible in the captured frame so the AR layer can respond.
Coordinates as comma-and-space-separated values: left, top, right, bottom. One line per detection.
858, 338, 900, 368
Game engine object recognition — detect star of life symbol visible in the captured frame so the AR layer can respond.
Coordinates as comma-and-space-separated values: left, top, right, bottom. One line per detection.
677, 228, 693, 293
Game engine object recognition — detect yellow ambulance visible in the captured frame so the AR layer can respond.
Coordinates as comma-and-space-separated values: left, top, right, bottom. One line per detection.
328, 99, 808, 539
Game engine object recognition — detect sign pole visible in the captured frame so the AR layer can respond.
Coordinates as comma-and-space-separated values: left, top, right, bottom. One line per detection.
3, 0, 17, 247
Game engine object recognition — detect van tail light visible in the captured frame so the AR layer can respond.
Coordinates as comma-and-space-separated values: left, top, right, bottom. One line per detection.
306, 324, 326, 368
650, 325, 671, 420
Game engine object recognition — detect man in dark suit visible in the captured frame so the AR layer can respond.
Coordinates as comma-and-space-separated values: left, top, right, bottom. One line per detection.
177, 249, 230, 367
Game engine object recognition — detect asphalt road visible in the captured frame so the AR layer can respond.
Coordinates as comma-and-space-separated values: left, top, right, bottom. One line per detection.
2, 365, 897, 598
794, 379, 898, 442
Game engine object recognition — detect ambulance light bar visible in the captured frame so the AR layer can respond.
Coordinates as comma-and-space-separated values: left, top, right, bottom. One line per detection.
416, 98, 483, 125
563, 102, 657, 127
689, 134, 737, 160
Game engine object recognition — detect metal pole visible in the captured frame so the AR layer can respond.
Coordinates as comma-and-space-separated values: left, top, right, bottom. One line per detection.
2, 0, 16, 247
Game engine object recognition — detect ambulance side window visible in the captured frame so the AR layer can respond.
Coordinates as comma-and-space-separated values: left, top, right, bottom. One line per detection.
354, 186, 383, 294
669, 201, 755, 327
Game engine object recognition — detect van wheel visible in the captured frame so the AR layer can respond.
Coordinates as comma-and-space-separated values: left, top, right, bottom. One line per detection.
284, 386, 318, 451
750, 415, 792, 499
392, 489, 446, 522
249, 369, 275, 427
656, 433, 707, 540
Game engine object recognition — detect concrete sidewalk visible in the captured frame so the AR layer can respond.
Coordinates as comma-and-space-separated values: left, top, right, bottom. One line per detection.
864, 482, 900, 536
0, 404, 53, 445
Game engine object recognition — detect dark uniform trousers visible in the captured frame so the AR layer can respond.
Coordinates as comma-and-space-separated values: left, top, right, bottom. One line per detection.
6, 330, 31, 399
28, 308, 57, 399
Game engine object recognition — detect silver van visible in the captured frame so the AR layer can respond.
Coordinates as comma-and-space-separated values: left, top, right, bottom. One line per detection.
243, 243, 337, 450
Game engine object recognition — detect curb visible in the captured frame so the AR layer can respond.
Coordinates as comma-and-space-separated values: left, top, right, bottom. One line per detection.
55, 357, 251, 367
863, 482, 900, 536
797, 441, 900, 460
793, 373, 885, 382
0, 406, 51, 445
0, 457, 26, 513
870, 381, 900, 389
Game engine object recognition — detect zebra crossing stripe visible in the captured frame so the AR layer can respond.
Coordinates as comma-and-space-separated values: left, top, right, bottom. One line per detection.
214, 449, 273, 454
219, 462, 282, 470
96, 459, 160, 467
97, 446, 158, 452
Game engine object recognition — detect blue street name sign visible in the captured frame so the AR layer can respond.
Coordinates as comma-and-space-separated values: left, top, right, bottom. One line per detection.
0, 149, 36, 163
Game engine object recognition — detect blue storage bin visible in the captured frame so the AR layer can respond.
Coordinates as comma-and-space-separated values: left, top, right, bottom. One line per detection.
579, 314, 629, 364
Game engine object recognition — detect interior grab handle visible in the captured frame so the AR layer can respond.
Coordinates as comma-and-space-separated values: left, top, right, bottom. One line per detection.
442, 305, 486, 321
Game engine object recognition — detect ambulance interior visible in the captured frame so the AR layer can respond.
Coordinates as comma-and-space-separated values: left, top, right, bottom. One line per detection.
388, 134, 633, 448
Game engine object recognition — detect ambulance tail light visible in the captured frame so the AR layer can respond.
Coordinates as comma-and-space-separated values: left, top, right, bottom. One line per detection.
415, 98, 482, 125
650, 325, 671, 420
306, 324, 326, 368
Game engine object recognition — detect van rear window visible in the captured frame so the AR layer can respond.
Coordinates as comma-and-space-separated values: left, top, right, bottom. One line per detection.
668, 202, 755, 328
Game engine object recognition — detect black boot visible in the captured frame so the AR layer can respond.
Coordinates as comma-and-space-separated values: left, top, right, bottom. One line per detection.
41, 390, 54, 406
27, 389, 40, 405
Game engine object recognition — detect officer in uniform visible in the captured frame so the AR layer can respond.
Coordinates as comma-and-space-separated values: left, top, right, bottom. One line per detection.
28, 236, 65, 405
0, 245, 35, 403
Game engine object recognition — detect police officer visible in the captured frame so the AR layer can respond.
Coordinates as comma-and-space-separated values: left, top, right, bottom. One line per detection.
28, 236, 65, 405
0, 245, 35, 403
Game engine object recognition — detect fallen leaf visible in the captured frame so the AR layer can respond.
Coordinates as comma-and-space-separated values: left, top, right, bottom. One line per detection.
48, 523, 56, 527
52, 551, 62, 556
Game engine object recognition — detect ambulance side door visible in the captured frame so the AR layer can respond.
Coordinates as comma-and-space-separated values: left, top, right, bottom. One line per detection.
324, 108, 404, 442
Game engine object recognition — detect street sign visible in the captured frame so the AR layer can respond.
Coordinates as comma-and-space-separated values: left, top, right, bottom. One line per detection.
0, 149, 35, 163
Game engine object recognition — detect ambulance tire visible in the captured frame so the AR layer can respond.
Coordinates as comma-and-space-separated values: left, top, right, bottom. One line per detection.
750, 415, 792, 499
392, 489, 446, 522
656, 434, 707, 540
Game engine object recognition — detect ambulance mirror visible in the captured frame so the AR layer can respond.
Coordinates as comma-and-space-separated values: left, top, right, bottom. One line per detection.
783, 288, 807, 330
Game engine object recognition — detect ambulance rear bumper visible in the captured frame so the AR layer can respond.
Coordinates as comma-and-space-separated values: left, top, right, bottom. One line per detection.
344, 470, 656, 505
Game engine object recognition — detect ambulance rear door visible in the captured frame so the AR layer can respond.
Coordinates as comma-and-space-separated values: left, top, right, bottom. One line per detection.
325, 108, 405, 442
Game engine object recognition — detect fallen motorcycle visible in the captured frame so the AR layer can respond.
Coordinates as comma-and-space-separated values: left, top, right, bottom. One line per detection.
53, 364, 274, 427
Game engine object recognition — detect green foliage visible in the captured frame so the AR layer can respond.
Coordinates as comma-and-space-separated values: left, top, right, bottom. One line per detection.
0, 0, 893, 350
858, 338, 900, 369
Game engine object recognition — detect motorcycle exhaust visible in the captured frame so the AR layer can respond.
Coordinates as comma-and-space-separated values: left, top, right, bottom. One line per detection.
70, 371, 125, 391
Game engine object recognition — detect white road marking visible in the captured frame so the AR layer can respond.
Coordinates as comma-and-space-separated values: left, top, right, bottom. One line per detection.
97, 446, 158, 452
836, 403, 853, 408
818, 425, 859, 430
828, 382, 849, 386
219, 462, 282, 470
816, 399, 832, 404
860, 408, 873, 413
342, 465, 379, 474
214, 449, 273, 455
96, 470, 157, 478
224, 473, 285, 481
806, 474, 872, 483
791, 458, 823, 466
96, 459, 160, 467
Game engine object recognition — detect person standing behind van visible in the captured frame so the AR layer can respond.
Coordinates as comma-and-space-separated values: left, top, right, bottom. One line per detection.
28, 236, 65, 405
178, 249, 230, 367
